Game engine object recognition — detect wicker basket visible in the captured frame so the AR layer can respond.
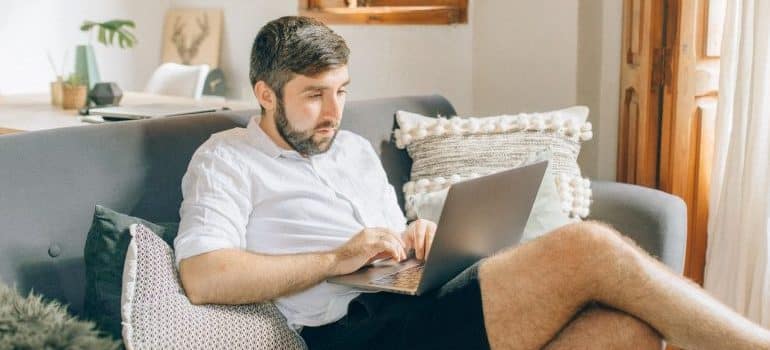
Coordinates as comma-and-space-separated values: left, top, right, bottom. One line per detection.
62, 85, 87, 110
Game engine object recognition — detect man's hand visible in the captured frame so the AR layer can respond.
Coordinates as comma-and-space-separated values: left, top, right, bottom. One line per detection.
331, 227, 407, 275
402, 219, 437, 261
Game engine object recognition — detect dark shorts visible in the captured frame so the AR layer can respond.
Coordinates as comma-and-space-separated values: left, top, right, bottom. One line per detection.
300, 262, 490, 350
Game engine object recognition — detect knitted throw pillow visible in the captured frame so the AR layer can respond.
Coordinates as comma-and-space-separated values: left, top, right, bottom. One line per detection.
121, 224, 307, 350
394, 106, 593, 220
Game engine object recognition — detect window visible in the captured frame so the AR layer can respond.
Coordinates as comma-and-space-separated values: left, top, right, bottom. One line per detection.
299, 0, 468, 25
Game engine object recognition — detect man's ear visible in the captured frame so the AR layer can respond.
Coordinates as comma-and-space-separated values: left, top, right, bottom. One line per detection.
254, 81, 277, 111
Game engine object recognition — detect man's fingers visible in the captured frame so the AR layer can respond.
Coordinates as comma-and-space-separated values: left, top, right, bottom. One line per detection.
386, 229, 409, 260
377, 240, 404, 261
414, 221, 426, 260
401, 229, 414, 251
366, 251, 391, 265
374, 227, 406, 248
390, 229, 407, 249
388, 233, 408, 260
425, 222, 436, 259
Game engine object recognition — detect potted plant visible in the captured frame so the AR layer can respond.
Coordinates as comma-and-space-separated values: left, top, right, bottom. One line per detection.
76, 19, 138, 89
61, 73, 88, 110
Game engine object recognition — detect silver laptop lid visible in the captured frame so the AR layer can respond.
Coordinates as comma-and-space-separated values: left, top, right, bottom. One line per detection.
415, 160, 548, 295
89, 104, 217, 119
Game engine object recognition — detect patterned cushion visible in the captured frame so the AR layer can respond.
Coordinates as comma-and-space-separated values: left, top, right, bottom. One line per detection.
394, 106, 593, 220
121, 224, 307, 350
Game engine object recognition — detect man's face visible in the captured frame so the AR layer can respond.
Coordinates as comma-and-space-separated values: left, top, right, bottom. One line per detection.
274, 65, 350, 156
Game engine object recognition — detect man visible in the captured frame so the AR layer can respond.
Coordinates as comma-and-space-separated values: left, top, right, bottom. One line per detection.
174, 16, 770, 350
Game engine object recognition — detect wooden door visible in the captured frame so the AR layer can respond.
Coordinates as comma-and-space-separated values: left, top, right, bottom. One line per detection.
617, 0, 666, 188
618, 0, 724, 286
659, 0, 723, 285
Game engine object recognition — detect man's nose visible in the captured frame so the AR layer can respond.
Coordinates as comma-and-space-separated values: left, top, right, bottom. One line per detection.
322, 93, 344, 120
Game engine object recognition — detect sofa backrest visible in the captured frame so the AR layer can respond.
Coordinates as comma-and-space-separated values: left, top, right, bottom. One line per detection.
0, 94, 455, 316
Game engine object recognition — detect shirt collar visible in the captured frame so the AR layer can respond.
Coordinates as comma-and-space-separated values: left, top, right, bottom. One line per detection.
247, 116, 285, 159
246, 116, 326, 161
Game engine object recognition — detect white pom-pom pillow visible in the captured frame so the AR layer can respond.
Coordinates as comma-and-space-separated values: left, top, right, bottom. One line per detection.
394, 106, 593, 220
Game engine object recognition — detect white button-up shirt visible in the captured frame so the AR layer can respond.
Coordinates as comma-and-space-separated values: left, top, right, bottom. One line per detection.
174, 116, 407, 329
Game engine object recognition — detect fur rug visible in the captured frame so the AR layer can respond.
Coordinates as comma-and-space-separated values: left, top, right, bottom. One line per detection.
0, 283, 119, 349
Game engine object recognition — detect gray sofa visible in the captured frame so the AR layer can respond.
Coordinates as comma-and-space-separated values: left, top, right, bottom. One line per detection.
0, 95, 686, 340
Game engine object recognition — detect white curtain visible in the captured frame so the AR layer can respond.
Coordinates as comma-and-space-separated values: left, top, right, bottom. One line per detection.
704, 0, 770, 327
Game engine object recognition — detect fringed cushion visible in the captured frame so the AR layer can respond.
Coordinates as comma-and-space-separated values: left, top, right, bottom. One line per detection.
394, 106, 593, 220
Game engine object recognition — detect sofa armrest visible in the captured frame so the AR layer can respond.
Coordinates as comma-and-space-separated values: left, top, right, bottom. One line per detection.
586, 180, 687, 274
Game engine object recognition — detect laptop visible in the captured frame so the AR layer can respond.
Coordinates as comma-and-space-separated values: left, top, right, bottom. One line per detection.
88, 104, 218, 120
327, 160, 548, 296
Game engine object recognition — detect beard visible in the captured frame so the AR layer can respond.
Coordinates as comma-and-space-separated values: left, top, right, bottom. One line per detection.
274, 99, 339, 156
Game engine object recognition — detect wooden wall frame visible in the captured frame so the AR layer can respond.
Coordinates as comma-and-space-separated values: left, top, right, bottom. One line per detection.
299, 0, 468, 25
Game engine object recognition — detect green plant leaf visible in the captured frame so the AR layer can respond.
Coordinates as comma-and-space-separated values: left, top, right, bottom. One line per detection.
80, 18, 137, 49
117, 29, 136, 46
104, 19, 135, 28
80, 20, 97, 32
98, 27, 107, 45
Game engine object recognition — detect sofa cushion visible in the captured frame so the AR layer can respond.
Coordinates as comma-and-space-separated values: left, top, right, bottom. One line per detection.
394, 106, 593, 220
121, 223, 306, 349
83, 205, 178, 339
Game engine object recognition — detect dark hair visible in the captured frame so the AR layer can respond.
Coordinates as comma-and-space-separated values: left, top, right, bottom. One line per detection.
249, 16, 349, 106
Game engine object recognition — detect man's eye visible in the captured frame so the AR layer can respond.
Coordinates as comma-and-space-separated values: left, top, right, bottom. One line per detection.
338, 90, 347, 95
310, 94, 322, 98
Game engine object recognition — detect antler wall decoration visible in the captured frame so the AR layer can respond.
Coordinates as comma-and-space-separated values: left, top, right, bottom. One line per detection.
170, 13, 210, 64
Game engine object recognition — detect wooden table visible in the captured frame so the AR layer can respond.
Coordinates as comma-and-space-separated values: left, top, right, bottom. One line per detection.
0, 92, 258, 135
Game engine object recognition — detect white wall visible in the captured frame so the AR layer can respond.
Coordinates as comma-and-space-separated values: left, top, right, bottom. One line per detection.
576, 0, 622, 180
577, 0, 602, 179
167, 0, 474, 114
471, 0, 621, 180
1, 0, 621, 179
0, 0, 169, 94
332, 24, 473, 115
596, 0, 622, 181
472, 0, 579, 114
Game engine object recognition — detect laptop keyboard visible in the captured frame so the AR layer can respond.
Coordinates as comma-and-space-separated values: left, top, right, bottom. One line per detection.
370, 264, 425, 289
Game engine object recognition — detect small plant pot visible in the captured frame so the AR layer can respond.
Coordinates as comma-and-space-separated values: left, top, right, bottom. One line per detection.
50, 81, 64, 107
62, 84, 88, 110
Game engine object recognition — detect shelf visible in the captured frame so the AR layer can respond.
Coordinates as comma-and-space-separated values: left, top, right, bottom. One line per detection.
301, 5, 465, 25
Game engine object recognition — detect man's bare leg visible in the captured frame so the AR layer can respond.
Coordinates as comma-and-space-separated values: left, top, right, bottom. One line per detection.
543, 304, 663, 350
479, 221, 770, 350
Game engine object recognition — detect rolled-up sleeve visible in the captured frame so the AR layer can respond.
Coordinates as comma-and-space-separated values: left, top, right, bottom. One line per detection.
174, 147, 253, 265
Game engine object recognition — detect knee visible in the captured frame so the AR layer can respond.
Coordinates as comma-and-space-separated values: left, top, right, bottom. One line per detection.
552, 220, 631, 253
483, 220, 639, 283
561, 220, 620, 240
545, 306, 663, 350
581, 307, 663, 349
545, 221, 642, 271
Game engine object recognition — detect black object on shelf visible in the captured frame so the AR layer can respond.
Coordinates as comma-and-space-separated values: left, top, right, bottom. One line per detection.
203, 68, 226, 96
89, 82, 123, 106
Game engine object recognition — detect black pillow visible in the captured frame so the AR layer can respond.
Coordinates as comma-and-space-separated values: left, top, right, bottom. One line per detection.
83, 205, 178, 340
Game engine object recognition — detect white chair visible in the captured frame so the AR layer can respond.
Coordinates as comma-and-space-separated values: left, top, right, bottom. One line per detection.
144, 62, 210, 99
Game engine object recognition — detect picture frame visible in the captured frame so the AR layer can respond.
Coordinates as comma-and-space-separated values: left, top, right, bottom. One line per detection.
161, 8, 223, 67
